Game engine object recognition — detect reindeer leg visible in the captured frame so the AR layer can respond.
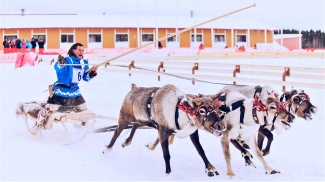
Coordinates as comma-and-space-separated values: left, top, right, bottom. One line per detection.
230, 139, 255, 168
169, 134, 175, 145
104, 118, 130, 150
247, 135, 280, 175
221, 130, 235, 177
257, 126, 266, 150
146, 136, 160, 151
122, 123, 140, 147
258, 127, 273, 156
146, 134, 174, 151
190, 130, 218, 177
158, 127, 172, 175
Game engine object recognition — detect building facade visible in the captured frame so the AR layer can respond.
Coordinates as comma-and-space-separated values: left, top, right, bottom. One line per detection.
1, 15, 275, 50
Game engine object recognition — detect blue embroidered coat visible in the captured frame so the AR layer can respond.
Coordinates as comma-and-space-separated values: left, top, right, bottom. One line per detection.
52, 56, 92, 98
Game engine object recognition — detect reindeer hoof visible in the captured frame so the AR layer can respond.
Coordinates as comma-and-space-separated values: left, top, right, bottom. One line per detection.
262, 149, 270, 156
245, 161, 256, 168
205, 168, 219, 177
207, 171, 214, 177
102, 145, 112, 154
266, 170, 280, 174
270, 170, 280, 174
145, 144, 155, 151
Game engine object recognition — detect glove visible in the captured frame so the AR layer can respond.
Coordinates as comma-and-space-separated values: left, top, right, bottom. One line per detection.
88, 71, 97, 78
57, 55, 66, 64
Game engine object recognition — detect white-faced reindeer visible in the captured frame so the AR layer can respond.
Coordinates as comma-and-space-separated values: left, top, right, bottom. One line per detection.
212, 90, 294, 176
218, 85, 316, 156
103, 84, 226, 177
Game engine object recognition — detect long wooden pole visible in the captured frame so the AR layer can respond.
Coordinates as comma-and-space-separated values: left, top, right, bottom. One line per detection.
94, 3, 256, 68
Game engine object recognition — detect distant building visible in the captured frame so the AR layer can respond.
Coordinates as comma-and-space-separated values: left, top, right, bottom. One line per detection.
1, 15, 276, 50
274, 34, 302, 50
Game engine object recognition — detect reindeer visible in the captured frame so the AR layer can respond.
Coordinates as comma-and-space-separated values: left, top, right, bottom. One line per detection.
213, 90, 294, 176
103, 84, 226, 176
218, 85, 317, 156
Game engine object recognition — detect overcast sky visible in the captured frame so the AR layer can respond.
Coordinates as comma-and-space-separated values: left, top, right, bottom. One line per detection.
1, 0, 324, 30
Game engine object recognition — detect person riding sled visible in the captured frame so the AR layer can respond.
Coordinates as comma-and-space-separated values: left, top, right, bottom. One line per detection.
30, 43, 98, 134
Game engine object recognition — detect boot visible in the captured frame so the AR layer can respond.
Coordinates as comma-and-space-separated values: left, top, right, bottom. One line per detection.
29, 104, 54, 135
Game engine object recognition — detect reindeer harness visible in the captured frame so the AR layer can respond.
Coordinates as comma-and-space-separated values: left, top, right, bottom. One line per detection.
146, 90, 204, 130
146, 88, 160, 128
216, 93, 247, 125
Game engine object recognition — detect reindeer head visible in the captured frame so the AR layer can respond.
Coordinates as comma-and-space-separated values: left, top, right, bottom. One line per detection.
281, 89, 317, 120
181, 94, 226, 137
265, 96, 295, 132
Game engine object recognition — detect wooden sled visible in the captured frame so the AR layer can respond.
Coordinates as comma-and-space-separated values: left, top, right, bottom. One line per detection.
17, 101, 117, 145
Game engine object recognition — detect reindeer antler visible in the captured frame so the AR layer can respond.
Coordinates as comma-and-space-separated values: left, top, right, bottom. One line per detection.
194, 94, 204, 106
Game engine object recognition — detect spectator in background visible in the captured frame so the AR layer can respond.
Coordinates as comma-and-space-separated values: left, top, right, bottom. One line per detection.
38, 38, 45, 54
3, 38, 11, 53
10, 40, 16, 48
15, 38, 21, 49
20, 39, 26, 49
235, 45, 239, 52
3, 38, 11, 48
240, 45, 246, 52
199, 43, 204, 50
31, 38, 37, 52
158, 41, 163, 49
25, 39, 32, 49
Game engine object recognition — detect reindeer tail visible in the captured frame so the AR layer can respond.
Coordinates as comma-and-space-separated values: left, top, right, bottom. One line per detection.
16, 103, 24, 116
131, 83, 137, 90
15, 102, 25, 117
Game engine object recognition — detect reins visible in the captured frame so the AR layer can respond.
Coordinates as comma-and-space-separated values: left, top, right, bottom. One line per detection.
108, 64, 238, 86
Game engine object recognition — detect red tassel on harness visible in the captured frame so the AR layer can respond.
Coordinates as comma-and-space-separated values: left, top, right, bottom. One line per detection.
177, 102, 196, 116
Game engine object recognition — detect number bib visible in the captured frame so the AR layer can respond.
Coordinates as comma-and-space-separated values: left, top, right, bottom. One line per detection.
71, 67, 84, 84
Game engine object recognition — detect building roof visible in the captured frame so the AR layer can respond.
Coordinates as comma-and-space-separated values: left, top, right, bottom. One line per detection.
0, 14, 277, 30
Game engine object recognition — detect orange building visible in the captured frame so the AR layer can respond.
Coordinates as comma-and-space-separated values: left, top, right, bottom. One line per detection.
1, 15, 275, 50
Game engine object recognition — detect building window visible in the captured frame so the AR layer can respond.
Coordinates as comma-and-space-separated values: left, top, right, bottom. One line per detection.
61, 34, 74, 43
167, 34, 176, 42
237, 35, 246, 42
4, 35, 17, 41
214, 35, 225, 42
191, 34, 202, 42
142, 34, 154, 41
89, 34, 101, 43
116, 34, 128, 42
33, 35, 46, 43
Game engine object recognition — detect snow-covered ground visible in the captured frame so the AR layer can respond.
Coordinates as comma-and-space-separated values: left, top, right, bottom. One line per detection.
0, 54, 324, 181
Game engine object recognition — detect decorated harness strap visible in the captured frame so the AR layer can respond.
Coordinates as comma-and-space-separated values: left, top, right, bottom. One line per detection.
177, 98, 196, 128
253, 85, 267, 125
174, 97, 183, 130
146, 88, 160, 128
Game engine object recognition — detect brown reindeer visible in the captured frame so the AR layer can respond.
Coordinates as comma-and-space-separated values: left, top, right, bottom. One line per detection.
103, 84, 226, 176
